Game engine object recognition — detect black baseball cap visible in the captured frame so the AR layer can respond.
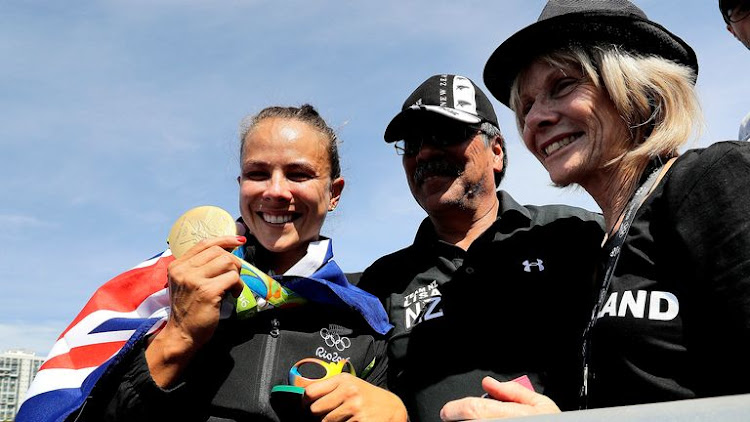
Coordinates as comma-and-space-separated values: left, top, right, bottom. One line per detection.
384, 74, 499, 143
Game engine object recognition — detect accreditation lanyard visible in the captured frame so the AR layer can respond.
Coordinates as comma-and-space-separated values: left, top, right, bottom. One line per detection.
579, 159, 669, 408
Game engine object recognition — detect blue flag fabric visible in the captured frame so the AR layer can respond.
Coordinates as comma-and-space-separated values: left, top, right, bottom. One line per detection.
234, 238, 392, 335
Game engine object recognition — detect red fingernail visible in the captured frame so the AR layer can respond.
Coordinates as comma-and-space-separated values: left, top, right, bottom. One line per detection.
236, 236, 247, 243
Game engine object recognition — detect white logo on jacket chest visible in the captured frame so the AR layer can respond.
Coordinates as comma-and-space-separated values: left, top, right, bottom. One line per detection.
405, 297, 444, 329
402, 280, 443, 329
320, 327, 351, 351
522, 259, 545, 272
597, 290, 679, 321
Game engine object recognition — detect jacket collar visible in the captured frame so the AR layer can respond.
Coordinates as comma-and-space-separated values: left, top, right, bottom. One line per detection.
413, 190, 532, 247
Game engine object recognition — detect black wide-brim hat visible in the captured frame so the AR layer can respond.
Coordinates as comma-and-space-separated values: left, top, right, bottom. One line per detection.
483, 0, 699, 107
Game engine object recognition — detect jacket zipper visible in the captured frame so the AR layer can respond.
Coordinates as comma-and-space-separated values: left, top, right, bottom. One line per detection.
257, 317, 280, 415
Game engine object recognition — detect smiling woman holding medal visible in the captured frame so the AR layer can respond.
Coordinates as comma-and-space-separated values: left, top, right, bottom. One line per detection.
76, 104, 406, 422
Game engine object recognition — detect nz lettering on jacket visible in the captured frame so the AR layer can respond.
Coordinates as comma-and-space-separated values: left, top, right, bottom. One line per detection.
597, 290, 679, 321
403, 281, 442, 329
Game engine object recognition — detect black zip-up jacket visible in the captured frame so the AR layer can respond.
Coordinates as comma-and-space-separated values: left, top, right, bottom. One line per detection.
72, 302, 388, 422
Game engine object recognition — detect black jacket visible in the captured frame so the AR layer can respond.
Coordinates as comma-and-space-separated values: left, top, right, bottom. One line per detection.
587, 142, 750, 408
73, 284, 387, 421
358, 191, 604, 422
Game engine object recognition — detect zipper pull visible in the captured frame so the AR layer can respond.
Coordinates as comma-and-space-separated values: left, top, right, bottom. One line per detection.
270, 318, 280, 338
580, 364, 589, 408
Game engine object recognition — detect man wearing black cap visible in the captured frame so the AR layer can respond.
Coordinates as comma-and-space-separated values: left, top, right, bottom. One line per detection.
356, 74, 603, 422
719, 0, 750, 141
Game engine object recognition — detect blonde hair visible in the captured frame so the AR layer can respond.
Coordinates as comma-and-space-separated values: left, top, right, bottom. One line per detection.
510, 46, 703, 167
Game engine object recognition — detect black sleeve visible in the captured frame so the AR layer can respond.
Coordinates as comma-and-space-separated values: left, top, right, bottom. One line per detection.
352, 263, 398, 393
355, 268, 376, 296
359, 334, 390, 389
71, 338, 192, 422
356, 262, 391, 303
345, 272, 363, 286
670, 142, 750, 396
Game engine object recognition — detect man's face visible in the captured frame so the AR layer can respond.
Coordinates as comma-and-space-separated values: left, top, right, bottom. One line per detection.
398, 115, 503, 215
725, 1, 750, 49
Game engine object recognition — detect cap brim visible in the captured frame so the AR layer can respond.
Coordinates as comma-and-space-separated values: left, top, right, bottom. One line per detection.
483, 12, 698, 108
384, 106, 483, 143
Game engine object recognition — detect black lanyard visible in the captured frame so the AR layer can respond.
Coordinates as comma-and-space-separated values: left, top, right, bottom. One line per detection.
579, 159, 667, 408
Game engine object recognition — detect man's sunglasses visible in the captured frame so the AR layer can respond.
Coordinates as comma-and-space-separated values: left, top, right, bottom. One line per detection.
723, 1, 750, 23
394, 124, 484, 156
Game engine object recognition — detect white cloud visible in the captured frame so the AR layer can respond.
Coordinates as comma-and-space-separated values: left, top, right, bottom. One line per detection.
0, 214, 57, 239
0, 214, 54, 228
0, 322, 64, 357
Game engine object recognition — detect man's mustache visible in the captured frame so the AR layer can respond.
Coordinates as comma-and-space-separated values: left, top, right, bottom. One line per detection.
413, 160, 463, 186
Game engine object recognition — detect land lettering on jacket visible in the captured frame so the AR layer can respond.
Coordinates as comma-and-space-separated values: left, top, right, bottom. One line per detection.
597, 290, 679, 321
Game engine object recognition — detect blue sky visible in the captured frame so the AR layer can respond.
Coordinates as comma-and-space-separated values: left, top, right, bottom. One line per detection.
1, 0, 748, 355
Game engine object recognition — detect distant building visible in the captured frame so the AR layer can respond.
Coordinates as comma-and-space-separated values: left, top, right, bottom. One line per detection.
0, 350, 45, 421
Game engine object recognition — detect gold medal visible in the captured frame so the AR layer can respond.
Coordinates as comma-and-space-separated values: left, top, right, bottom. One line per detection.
167, 206, 237, 258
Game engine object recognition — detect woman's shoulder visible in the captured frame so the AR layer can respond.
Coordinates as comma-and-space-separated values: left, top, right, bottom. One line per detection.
670, 141, 750, 182
658, 141, 750, 208
678, 140, 750, 167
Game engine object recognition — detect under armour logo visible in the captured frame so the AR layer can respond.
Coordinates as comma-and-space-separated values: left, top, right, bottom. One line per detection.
522, 259, 545, 272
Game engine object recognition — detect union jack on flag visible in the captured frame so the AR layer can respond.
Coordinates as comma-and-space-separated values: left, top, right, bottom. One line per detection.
15, 251, 174, 422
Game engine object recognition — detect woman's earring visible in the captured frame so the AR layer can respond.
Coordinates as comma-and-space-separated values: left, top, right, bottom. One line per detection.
235, 217, 249, 236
